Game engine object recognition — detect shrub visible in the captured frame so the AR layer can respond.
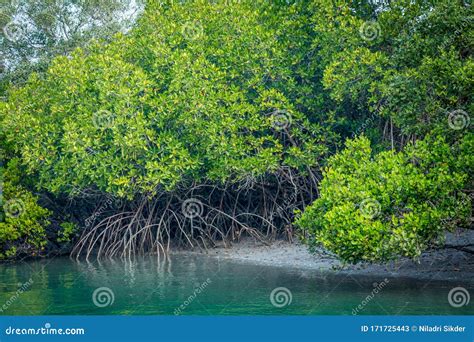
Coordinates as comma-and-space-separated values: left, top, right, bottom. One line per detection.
296, 135, 472, 263
0, 159, 51, 259
57, 222, 78, 244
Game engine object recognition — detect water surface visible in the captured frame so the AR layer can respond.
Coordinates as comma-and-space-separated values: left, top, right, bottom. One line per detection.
0, 255, 472, 315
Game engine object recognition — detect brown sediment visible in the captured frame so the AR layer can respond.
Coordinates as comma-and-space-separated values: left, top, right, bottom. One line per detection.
173, 230, 474, 282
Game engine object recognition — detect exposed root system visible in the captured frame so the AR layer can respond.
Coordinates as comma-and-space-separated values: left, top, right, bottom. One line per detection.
72, 169, 318, 260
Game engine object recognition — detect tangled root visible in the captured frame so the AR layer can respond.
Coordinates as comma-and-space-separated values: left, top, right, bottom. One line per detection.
71, 168, 319, 260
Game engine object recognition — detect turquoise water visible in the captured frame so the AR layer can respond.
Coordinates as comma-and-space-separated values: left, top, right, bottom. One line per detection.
0, 255, 472, 315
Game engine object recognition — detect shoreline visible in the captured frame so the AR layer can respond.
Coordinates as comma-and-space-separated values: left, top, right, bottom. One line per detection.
173, 229, 474, 282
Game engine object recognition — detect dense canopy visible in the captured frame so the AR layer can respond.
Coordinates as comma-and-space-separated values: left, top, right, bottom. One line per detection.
0, 0, 472, 262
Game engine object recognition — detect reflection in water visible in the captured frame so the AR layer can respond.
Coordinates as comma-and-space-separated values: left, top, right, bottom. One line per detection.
0, 254, 472, 315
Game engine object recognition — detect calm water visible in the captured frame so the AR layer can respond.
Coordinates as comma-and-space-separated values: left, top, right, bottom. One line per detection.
0, 254, 472, 315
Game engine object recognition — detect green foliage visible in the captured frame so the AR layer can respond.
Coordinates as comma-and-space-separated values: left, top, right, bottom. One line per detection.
57, 222, 77, 243
310, 0, 473, 137
0, 0, 471, 261
296, 135, 472, 263
0, 0, 143, 93
1, 0, 333, 199
0, 158, 51, 259
295, 0, 473, 263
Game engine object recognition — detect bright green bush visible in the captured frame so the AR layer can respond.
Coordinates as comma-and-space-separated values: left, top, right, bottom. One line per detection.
57, 222, 78, 244
296, 135, 472, 263
0, 159, 51, 259
1, 0, 331, 199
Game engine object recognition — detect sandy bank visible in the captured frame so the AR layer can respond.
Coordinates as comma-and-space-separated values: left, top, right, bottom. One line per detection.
173, 229, 474, 282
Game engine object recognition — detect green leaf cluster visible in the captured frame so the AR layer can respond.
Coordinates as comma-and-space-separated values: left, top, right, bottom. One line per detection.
296, 135, 472, 263
0, 158, 50, 259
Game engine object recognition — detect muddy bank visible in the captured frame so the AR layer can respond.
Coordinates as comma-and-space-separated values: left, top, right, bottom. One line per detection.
173, 229, 474, 282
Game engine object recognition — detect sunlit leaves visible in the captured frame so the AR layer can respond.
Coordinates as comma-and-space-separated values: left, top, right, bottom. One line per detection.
296, 135, 472, 263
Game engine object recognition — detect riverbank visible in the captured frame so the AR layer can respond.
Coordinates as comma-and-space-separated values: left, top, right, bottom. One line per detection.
174, 229, 474, 282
